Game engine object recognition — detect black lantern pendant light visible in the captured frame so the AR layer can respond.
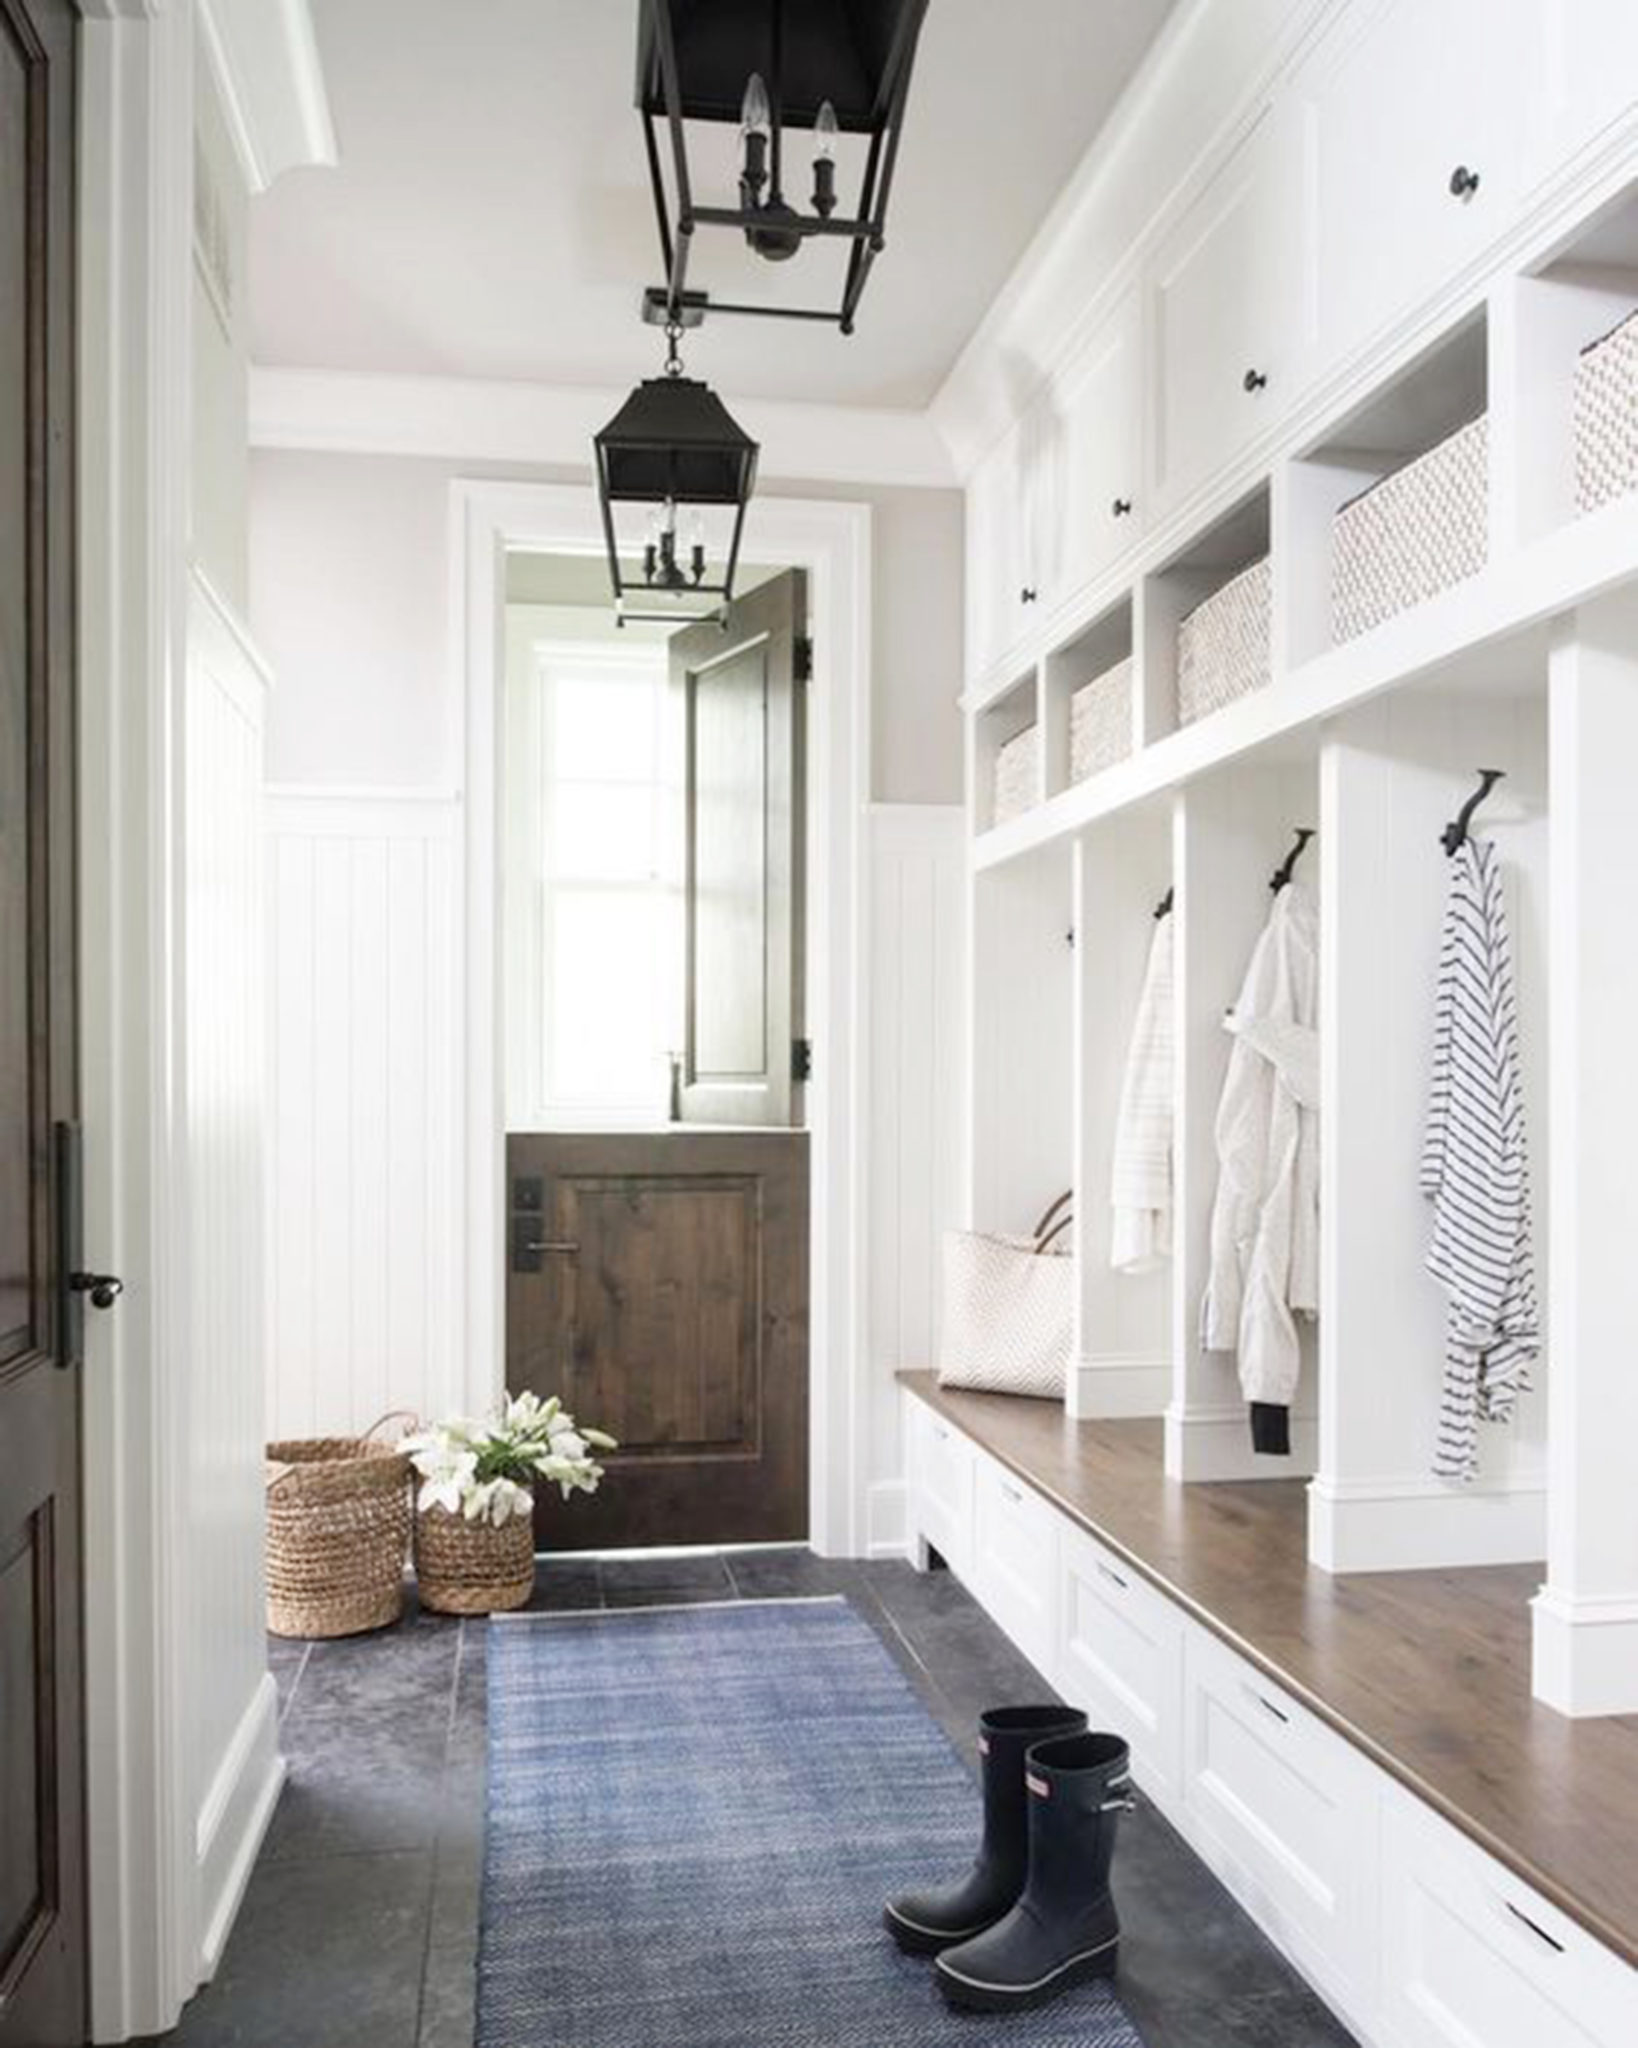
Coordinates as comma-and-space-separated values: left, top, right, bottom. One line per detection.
594, 322, 760, 624
634, 0, 931, 335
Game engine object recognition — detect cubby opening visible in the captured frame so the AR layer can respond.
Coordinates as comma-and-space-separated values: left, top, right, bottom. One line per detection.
1140, 484, 1272, 744
1042, 597, 1135, 797
1282, 311, 1489, 667
1068, 800, 1173, 1419
973, 664, 1041, 832
1507, 177, 1638, 544
1168, 749, 1321, 1483
1313, 681, 1549, 1573
969, 844, 1075, 1239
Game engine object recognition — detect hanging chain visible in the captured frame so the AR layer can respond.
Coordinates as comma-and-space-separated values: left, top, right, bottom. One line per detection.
663, 321, 685, 377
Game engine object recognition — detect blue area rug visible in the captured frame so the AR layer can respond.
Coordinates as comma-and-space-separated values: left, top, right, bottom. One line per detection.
479, 1596, 1144, 2046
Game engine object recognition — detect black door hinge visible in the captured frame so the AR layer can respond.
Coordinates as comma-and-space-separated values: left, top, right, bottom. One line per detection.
792, 1038, 813, 1083
794, 634, 813, 683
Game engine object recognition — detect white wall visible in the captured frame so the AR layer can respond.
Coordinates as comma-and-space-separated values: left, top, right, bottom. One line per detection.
251, 449, 964, 801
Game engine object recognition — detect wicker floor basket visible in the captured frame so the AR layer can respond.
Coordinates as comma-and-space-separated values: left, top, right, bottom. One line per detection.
266, 1426, 413, 1639
415, 1504, 537, 1616
1331, 414, 1488, 644
1176, 556, 1272, 726
1069, 656, 1134, 782
1575, 307, 1638, 517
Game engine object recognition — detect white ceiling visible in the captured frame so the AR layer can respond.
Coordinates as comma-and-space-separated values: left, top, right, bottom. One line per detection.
249, 1, 1176, 411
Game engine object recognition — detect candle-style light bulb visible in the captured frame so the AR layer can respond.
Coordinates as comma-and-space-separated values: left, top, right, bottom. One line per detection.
741, 71, 771, 202
642, 505, 661, 583
687, 510, 706, 584
812, 98, 838, 217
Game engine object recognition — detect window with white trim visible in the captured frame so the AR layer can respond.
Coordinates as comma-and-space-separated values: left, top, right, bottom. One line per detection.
504, 635, 682, 1124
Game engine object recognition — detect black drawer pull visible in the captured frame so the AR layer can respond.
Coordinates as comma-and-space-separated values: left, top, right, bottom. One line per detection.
1448, 163, 1481, 200
1247, 1686, 1289, 1726
1000, 1480, 1025, 1506
1096, 1559, 1129, 1591
1504, 1901, 1565, 1955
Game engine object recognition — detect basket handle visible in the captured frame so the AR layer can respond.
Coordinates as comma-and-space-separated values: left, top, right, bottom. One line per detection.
265, 1410, 422, 1495
1032, 1190, 1073, 1255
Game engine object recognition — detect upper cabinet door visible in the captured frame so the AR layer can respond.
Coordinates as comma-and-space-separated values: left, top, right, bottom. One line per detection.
1299, 0, 1522, 367
966, 421, 1028, 685
1040, 292, 1144, 608
1519, 0, 1638, 191
1149, 108, 1311, 516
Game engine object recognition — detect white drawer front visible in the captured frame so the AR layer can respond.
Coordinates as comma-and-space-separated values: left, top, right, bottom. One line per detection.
906, 1396, 975, 1581
970, 1452, 1059, 1677
1382, 1784, 1638, 2048
1183, 1626, 1380, 2016
1057, 1522, 1184, 1803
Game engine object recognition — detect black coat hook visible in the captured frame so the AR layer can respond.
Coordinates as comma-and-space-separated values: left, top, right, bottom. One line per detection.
1269, 828, 1315, 893
1154, 886, 1174, 921
1441, 769, 1504, 855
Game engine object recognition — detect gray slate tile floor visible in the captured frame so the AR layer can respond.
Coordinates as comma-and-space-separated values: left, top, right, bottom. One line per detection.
154, 1549, 1358, 2048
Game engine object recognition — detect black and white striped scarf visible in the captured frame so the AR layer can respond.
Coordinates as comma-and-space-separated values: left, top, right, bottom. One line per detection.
1421, 836, 1538, 1482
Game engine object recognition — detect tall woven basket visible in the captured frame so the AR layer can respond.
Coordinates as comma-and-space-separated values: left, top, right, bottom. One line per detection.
415, 1502, 537, 1616
265, 1419, 414, 1639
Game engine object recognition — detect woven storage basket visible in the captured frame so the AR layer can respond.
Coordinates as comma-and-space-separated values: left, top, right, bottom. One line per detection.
1176, 556, 1271, 726
1331, 414, 1488, 644
1069, 657, 1134, 782
1574, 308, 1638, 517
415, 1504, 536, 1616
991, 723, 1039, 825
266, 1422, 413, 1639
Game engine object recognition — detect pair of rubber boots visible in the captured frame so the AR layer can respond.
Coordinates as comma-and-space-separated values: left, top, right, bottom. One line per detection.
884, 1706, 1134, 2013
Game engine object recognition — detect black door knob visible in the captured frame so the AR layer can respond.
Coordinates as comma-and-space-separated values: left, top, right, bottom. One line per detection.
70, 1271, 124, 1311
1448, 164, 1481, 200
1112, 497, 1133, 517
1243, 368, 1268, 393
1020, 585, 1038, 604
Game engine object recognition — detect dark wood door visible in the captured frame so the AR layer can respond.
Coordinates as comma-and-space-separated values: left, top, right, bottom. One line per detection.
507, 1133, 809, 1549
671, 570, 807, 1127
0, 3, 86, 2046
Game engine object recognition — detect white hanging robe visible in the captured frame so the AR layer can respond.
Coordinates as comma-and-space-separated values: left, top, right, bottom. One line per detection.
1421, 835, 1538, 1483
1110, 913, 1174, 1274
1200, 882, 1320, 1437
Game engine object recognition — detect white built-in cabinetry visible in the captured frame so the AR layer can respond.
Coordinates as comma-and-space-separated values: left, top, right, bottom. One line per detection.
956, 0, 1638, 1718
902, 1386, 1638, 2048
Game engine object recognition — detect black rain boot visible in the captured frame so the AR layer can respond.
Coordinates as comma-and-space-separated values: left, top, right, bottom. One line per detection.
882, 1705, 1088, 1955
933, 1729, 1135, 2010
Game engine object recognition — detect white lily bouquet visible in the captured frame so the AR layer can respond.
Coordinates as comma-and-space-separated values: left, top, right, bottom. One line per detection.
404, 1392, 618, 1530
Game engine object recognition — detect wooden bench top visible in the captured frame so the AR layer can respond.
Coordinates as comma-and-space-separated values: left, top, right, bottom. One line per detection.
900, 1369, 1638, 1969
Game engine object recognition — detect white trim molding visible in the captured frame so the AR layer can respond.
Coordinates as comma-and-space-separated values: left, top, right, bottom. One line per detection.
1532, 1589, 1638, 1721
249, 366, 959, 491
1163, 1402, 1321, 1483
448, 481, 876, 1557
1068, 1353, 1174, 1421
196, 0, 337, 194
1308, 1473, 1548, 1576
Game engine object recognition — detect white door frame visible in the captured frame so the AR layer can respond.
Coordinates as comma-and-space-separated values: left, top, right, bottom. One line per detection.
449, 480, 874, 1559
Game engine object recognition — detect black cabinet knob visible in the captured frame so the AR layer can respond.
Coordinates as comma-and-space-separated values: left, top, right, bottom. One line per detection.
1111, 497, 1133, 518
1243, 368, 1268, 393
1020, 585, 1038, 604
1449, 164, 1481, 200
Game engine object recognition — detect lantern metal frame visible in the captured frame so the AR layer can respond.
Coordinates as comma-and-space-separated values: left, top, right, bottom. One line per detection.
634, 0, 931, 335
593, 328, 761, 625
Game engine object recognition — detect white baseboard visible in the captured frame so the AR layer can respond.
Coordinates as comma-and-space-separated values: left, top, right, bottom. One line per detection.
1308, 1472, 1546, 1574
1531, 1587, 1638, 1718
866, 1480, 910, 1560
194, 1673, 285, 1987
1163, 1402, 1319, 1481
1067, 1352, 1172, 1420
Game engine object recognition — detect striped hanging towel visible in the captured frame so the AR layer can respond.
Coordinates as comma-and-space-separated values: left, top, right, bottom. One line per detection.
1421, 835, 1539, 1482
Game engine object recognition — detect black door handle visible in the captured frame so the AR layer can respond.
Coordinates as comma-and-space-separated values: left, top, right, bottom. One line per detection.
70, 1272, 124, 1311
1449, 164, 1481, 200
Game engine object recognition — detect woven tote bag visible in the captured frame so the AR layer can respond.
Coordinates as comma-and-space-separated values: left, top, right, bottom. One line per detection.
937, 1193, 1073, 1400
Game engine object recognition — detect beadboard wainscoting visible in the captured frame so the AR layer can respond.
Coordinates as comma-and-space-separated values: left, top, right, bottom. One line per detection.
865, 804, 966, 1555
265, 787, 462, 1440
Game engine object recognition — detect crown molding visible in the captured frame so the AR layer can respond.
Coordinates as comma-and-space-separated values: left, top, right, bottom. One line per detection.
196, 0, 337, 195
928, 0, 1334, 478
248, 365, 960, 491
